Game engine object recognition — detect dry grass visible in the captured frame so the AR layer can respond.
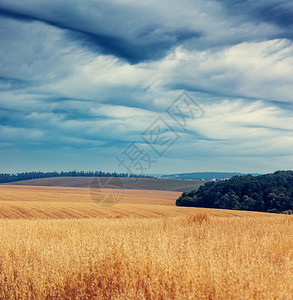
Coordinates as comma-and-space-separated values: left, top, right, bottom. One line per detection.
1, 185, 293, 298
0, 214, 293, 299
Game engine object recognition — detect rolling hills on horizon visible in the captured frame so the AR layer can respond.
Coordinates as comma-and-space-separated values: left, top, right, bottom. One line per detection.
161, 172, 261, 181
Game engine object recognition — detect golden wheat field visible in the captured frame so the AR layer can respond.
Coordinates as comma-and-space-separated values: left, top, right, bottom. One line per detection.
0, 185, 293, 299
0, 185, 266, 219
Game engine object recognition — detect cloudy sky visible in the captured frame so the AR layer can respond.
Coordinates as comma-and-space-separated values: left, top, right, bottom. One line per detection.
0, 0, 293, 175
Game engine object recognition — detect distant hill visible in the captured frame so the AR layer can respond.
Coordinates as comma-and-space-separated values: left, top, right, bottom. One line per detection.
161, 172, 260, 181
4, 177, 205, 193
176, 170, 293, 213
0, 170, 152, 184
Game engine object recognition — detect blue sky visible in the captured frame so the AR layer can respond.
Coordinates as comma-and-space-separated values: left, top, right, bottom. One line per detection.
0, 0, 293, 174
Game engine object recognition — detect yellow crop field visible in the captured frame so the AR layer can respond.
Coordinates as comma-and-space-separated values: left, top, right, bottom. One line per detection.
1, 214, 293, 299
0, 185, 181, 219
0, 185, 269, 219
0, 185, 293, 299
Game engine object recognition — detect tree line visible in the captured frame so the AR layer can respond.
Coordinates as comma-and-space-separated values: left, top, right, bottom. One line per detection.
176, 170, 293, 214
0, 171, 153, 184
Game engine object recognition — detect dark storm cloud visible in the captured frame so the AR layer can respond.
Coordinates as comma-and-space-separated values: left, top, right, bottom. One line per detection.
69, 29, 201, 64
256, 2, 293, 27
220, 0, 293, 39
0, 3, 201, 64
1, 0, 289, 66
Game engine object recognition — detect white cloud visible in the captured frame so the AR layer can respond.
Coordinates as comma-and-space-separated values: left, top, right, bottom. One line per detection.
149, 39, 293, 102
1, 0, 293, 173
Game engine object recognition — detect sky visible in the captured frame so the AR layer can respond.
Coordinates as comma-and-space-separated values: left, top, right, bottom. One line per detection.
0, 0, 293, 175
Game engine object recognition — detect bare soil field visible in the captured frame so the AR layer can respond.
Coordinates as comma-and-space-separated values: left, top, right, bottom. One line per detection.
3, 176, 204, 192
